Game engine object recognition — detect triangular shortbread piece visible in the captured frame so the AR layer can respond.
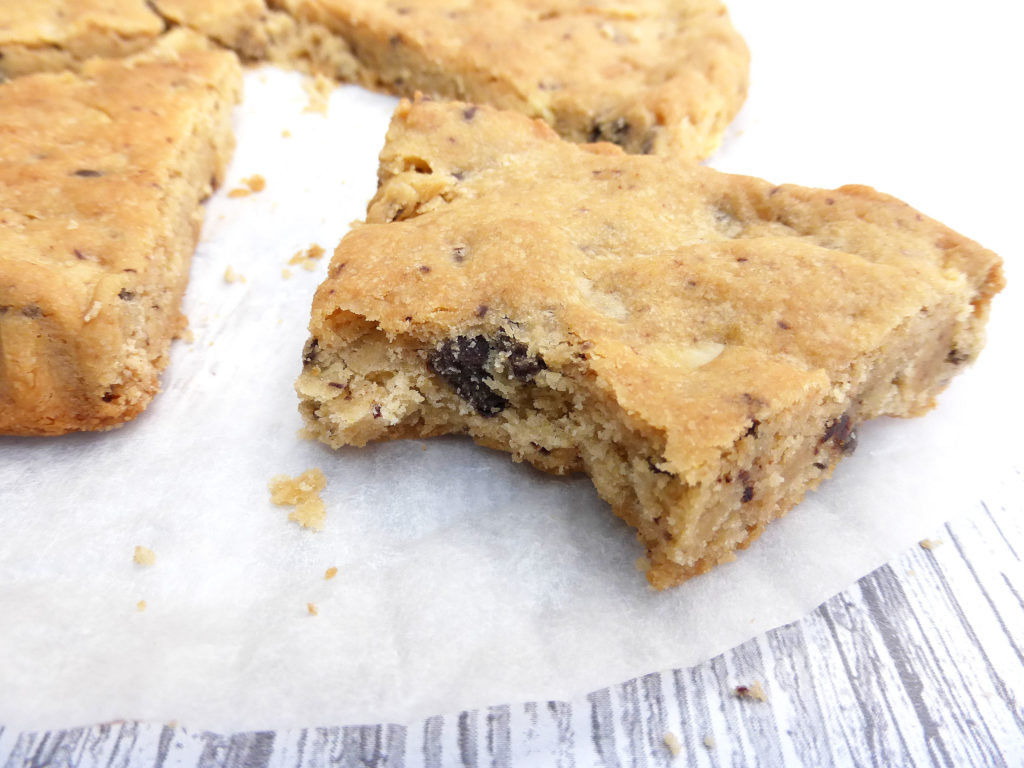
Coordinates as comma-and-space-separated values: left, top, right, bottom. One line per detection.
0, 48, 241, 434
297, 99, 1003, 588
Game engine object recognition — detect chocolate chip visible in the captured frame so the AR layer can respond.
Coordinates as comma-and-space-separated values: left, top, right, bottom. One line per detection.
118, 289, 135, 301
475, 305, 489, 317
588, 117, 631, 146
813, 462, 827, 470
947, 348, 969, 365
777, 320, 790, 330
101, 391, 117, 403
744, 419, 760, 439
372, 404, 382, 418
419, 265, 431, 273
302, 337, 320, 366
21, 305, 42, 318
427, 335, 508, 416
462, 105, 478, 121
494, 328, 546, 381
648, 458, 674, 476
327, 382, 345, 389
72, 169, 103, 177
452, 246, 466, 263
821, 413, 857, 455
73, 249, 87, 260
738, 470, 754, 503
389, 33, 403, 47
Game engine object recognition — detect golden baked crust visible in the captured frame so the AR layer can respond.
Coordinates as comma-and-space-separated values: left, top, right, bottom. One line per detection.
0, 48, 242, 435
297, 99, 1004, 588
276, 0, 749, 158
4, 0, 749, 159
0, 0, 165, 79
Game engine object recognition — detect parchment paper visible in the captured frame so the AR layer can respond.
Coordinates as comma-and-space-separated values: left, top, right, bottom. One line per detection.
1, 0, 1020, 732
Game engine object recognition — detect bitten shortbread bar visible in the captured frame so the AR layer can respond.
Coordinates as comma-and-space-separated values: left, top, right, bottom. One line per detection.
0, 48, 241, 435
299, 99, 1002, 588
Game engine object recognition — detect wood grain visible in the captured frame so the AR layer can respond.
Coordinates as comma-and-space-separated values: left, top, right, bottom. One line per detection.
2, 479, 1021, 767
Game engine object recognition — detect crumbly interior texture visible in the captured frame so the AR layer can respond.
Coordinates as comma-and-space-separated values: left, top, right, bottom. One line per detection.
0, 47, 241, 435
296, 100, 1004, 588
2, 0, 749, 160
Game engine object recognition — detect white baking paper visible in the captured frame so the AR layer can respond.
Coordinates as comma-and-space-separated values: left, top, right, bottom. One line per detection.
1, 0, 1021, 732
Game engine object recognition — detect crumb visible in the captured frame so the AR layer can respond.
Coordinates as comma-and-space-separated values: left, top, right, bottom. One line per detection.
183, 328, 196, 344
282, 129, 292, 138
282, 268, 292, 279
269, 468, 328, 531
289, 243, 326, 271
302, 74, 333, 114
663, 732, 682, 757
324, 566, 338, 580
919, 538, 943, 550
242, 174, 266, 193
635, 556, 650, 573
224, 265, 245, 283
136, 600, 147, 612
733, 680, 767, 702
227, 187, 251, 198
133, 545, 156, 567
307, 602, 318, 616
703, 734, 715, 749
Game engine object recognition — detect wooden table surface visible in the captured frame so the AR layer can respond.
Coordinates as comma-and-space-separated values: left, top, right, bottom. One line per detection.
2, 473, 1019, 767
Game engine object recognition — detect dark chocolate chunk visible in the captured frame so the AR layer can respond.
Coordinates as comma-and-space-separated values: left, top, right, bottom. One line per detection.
946, 348, 970, 365
118, 289, 136, 301
427, 335, 508, 416
588, 117, 631, 146
821, 413, 857, 455
738, 470, 754, 503
302, 337, 320, 367
744, 419, 760, 439
494, 328, 546, 381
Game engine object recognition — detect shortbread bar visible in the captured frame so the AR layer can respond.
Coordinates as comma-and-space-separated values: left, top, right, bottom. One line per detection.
0, 48, 241, 434
297, 100, 1003, 588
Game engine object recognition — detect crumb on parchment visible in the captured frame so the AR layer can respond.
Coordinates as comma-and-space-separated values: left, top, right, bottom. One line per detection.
289, 244, 326, 271
227, 174, 266, 198
325, 566, 338, 580
663, 732, 682, 757
307, 602, 318, 616
703, 734, 716, 749
269, 468, 327, 531
136, 600, 147, 612
224, 265, 245, 283
133, 546, 156, 566
733, 680, 767, 702
920, 538, 943, 550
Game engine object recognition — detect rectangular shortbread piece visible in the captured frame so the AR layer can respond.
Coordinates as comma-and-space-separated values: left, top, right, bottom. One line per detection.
0, 48, 241, 435
297, 99, 1004, 588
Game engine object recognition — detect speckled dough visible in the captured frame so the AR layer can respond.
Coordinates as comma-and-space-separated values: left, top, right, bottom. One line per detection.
0, 48, 242, 435
3, 0, 749, 160
297, 99, 1004, 588
274, 0, 750, 158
